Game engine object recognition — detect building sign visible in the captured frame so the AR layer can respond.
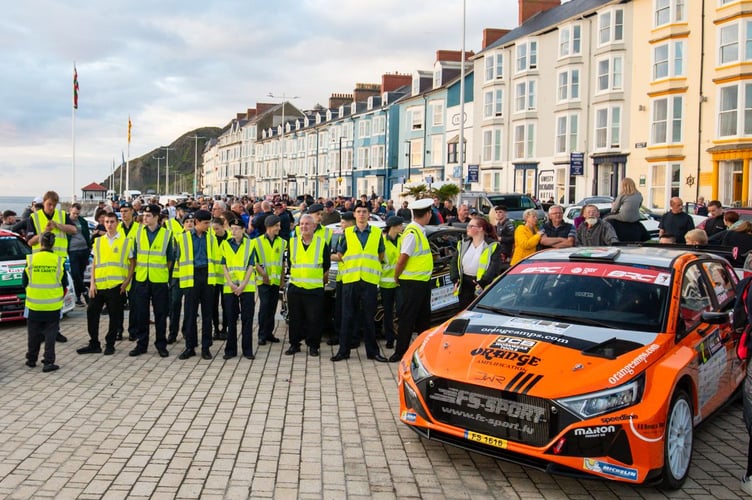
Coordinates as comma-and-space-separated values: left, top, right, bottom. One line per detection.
570, 152, 584, 176
467, 164, 479, 183
537, 170, 555, 202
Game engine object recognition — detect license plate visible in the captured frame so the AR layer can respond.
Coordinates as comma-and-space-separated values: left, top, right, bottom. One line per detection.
464, 430, 507, 449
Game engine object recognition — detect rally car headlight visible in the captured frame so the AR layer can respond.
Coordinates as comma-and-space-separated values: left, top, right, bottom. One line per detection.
556, 374, 644, 419
411, 352, 432, 383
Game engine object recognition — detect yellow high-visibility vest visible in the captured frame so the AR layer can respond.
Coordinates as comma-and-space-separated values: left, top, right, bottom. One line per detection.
220, 236, 256, 294
289, 234, 325, 290
380, 234, 401, 289
399, 224, 432, 282
25, 251, 64, 311
93, 234, 133, 290
30, 209, 68, 257
341, 225, 382, 285
134, 226, 171, 283
253, 235, 286, 286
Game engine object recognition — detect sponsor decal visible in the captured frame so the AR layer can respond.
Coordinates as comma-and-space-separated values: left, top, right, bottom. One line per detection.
696, 329, 723, 365
429, 387, 547, 423
489, 335, 538, 353
506, 318, 570, 335
511, 262, 668, 287
401, 411, 417, 423
472, 372, 507, 385
583, 458, 638, 481
608, 344, 660, 385
606, 270, 656, 283
471, 323, 580, 348
573, 425, 616, 438
601, 413, 638, 424
470, 348, 541, 367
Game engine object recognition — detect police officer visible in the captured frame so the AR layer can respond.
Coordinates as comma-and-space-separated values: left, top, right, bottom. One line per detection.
253, 214, 286, 345
390, 198, 434, 362
380, 216, 404, 349
130, 204, 173, 357
26, 191, 77, 343
220, 218, 256, 360
177, 210, 218, 360
24, 231, 67, 372
78, 212, 135, 356
331, 203, 387, 362
285, 214, 329, 356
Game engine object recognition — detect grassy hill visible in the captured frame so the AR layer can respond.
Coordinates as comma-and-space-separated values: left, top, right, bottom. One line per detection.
103, 126, 223, 195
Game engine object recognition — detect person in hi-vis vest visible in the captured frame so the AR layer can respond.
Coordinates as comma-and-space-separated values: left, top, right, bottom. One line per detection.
220, 218, 256, 360
23, 231, 67, 372
130, 205, 173, 358
77, 212, 135, 356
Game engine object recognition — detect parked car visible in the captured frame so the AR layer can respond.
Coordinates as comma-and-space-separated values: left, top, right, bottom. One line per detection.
398, 246, 744, 488
574, 195, 615, 206
0, 229, 76, 322
562, 204, 660, 239
460, 192, 546, 223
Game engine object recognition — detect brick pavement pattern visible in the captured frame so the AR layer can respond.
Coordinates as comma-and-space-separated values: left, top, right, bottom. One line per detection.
0, 307, 749, 498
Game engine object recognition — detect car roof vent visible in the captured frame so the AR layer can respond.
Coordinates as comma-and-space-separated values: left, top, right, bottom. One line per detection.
581, 337, 643, 360
568, 247, 621, 262
444, 318, 469, 336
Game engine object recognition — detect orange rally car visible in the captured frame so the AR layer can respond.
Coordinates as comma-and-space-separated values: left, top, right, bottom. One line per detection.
397, 246, 746, 488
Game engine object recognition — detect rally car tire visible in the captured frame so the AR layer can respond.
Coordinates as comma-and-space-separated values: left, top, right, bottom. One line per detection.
660, 390, 693, 489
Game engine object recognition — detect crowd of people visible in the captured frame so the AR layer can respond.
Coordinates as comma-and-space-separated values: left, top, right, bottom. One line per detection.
12, 181, 751, 373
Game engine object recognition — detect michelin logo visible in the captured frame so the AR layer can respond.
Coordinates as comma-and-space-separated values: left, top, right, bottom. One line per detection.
583, 458, 638, 481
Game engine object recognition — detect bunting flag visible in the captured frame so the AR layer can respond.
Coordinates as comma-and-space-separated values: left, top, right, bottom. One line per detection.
73, 64, 79, 109
128, 116, 132, 143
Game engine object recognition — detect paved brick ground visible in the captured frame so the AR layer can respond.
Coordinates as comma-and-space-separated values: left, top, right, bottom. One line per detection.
0, 307, 749, 499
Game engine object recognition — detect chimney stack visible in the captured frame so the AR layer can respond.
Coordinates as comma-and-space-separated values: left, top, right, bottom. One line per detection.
329, 93, 352, 109
482, 28, 510, 49
353, 83, 381, 103
519, 0, 560, 25
381, 73, 412, 94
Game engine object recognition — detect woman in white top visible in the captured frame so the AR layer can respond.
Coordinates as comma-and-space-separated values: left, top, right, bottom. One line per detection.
449, 216, 503, 310
605, 177, 643, 223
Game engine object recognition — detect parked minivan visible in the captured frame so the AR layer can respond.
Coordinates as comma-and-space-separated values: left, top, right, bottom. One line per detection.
459, 192, 546, 223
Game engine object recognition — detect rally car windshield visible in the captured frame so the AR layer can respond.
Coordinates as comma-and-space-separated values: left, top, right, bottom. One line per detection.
475, 268, 669, 333
0, 236, 31, 262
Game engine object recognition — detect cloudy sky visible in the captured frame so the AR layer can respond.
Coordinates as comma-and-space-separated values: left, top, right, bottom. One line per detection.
0, 0, 517, 199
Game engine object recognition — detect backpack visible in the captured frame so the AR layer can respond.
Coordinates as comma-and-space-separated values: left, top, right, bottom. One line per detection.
733, 276, 752, 360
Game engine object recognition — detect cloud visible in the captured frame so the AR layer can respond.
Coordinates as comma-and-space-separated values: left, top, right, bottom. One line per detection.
0, 0, 516, 198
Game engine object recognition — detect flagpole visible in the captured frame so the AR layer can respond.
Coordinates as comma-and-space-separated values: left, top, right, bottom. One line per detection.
126, 116, 131, 196
72, 62, 77, 203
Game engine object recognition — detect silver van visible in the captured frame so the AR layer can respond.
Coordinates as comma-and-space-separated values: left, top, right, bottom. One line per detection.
459, 192, 546, 223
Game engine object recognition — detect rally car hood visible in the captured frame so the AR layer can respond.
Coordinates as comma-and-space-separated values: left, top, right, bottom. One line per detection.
414, 311, 663, 398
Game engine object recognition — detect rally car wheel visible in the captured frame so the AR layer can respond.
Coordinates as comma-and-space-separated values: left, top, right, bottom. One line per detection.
660, 390, 693, 489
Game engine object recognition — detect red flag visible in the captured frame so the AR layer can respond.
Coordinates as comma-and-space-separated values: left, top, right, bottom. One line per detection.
73, 65, 79, 109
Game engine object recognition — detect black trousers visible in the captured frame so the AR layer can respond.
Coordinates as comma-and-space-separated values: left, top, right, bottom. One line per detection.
394, 279, 431, 358
212, 284, 227, 332
257, 284, 279, 341
287, 285, 323, 348
132, 280, 168, 351
338, 281, 379, 357
27, 317, 59, 365
183, 268, 214, 351
224, 291, 255, 356
68, 249, 89, 299
380, 286, 400, 343
168, 276, 183, 337
457, 274, 477, 311
87, 284, 124, 347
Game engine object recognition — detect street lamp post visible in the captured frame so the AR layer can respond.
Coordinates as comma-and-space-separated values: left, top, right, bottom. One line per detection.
268, 92, 299, 194
338, 137, 343, 195
152, 155, 164, 195
163, 146, 175, 195
404, 140, 412, 185
188, 135, 205, 197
